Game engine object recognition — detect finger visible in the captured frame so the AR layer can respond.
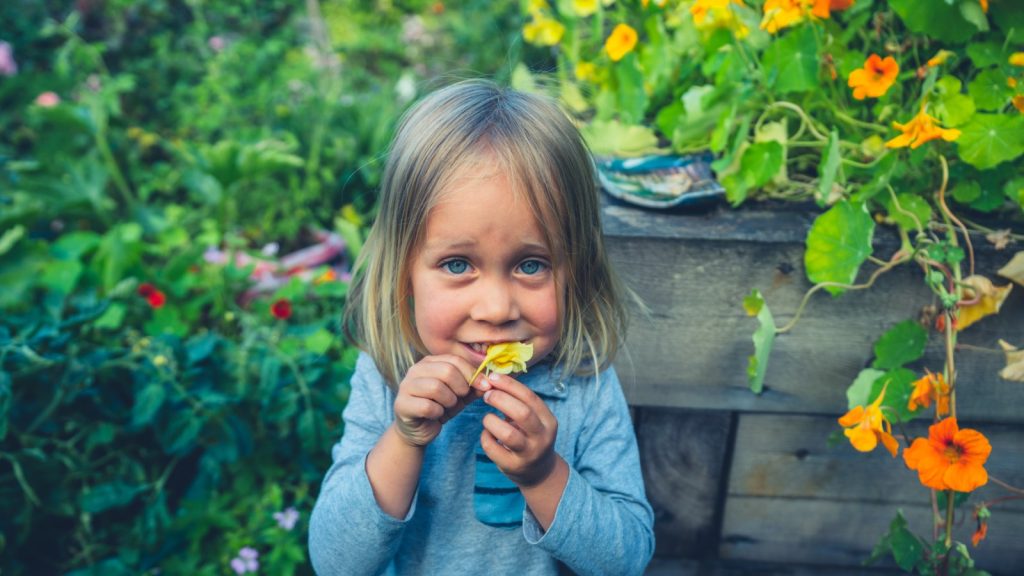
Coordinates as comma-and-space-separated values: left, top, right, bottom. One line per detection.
481, 429, 515, 463
483, 388, 541, 434
483, 412, 528, 452
395, 394, 445, 421
485, 372, 552, 423
420, 355, 483, 396
407, 377, 461, 409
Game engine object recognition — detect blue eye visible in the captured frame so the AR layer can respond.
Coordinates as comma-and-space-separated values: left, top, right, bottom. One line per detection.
442, 259, 469, 274
519, 260, 546, 275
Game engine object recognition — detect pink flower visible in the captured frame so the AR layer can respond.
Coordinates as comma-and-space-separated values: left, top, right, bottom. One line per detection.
0, 41, 16, 76
208, 36, 225, 52
273, 506, 299, 530
34, 92, 61, 108
230, 547, 259, 574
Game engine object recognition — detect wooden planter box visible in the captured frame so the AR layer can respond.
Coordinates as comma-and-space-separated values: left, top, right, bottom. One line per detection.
602, 199, 1024, 575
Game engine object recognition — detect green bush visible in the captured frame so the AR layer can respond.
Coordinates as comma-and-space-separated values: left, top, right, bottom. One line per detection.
0, 1, 520, 573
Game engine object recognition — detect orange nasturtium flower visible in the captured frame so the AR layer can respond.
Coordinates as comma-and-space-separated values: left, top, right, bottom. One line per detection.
907, 371, 950, 416
470, 342, 535, 383
885, 107, 961, 149
926, 50, 954, 68
903, 417, 991, 492
838, 386, 899, 457
848, 54, 899, 100
605, 23, 638, 62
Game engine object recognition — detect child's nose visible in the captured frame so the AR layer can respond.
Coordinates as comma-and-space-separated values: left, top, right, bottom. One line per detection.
469, 278, 520, 324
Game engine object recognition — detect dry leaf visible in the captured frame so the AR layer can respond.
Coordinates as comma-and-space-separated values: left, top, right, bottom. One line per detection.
998, 340, 1024, 382
985, 229, 1012, 250
957, 275, 1013, 331
998, 251, 1024, 288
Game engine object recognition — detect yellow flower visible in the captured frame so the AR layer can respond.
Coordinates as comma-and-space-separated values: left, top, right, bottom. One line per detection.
470, 342, 535, 383
523, 14, 565, 46
1014, 95, 1024, 114
838, 385, 899, 457
847, 54, 899, 100
572, 0, 599, 16
885, 107, 961, 149
926, 50, 954, 68
605, 23, 638, 62
526, 0, 550, 14
153, 354, 168, 367
1010, 52, 1024, 67
691, 0, 749, 38
574, 61, 599, 82
760, 0, 810, 33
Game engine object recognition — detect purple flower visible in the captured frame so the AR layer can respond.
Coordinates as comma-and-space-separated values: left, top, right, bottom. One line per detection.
273, 506, 299, 530
0, 41, 17, 76
230, 547, 259, 574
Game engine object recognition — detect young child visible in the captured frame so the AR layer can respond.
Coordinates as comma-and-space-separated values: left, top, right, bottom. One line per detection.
309, 80, 654, 575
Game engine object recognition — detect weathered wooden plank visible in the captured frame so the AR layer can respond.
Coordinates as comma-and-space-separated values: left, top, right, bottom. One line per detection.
721, 413, 1024, 572
721, 498, 1024, 574
645, 557, 904, 576
636, 407, 733, 558
605, 202, 1024, 423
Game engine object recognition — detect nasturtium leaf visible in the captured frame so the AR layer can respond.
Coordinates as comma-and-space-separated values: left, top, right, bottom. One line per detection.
887, 512, 925, 571
958, 1, 989, 33
746, 290, 776, 395
804, 201, 875, 296
889, 0, 978, 43
723, 141, 784, 206
80, 482, 146, 514
872, 319, 928, 370
40, 259, 83, 295
957, 113, 1024, 170
1005, 178, 1024, 212
968, 69, 1013, 111
581, 120, 661, 156
847, 368, 885, 410
931, 92, 975, 128
817, 129, 842, 206
952, 181, 982, 204
966, 42, 1004, 68
871, 368, 919, 423
762, 26, 819, 94
615, 54, 648, 125
885, 193, 932, 232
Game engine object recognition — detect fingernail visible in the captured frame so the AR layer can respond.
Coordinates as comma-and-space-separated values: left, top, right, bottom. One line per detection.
488, 372, 501, 382
477, 379, 491, 391
484, 390, 493, 403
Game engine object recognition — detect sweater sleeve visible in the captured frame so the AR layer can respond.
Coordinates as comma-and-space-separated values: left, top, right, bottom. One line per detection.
522, 367, 655, 576
308, 353, 414, 576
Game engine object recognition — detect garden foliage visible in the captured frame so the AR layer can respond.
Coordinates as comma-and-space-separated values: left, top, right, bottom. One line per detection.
516, 0, 1023, 573
0, 1, 519, 573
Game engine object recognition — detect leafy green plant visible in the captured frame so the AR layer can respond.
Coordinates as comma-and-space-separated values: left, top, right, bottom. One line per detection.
514, 0, 1023, 573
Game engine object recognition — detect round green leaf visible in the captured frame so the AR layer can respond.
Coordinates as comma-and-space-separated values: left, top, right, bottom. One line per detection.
957, 113, 1024, 170
889, 0, 979, 43
885, 193, 932, 232
804, 201, 875, 296
872, 319, 928, 370
968, 69, 1013, 111
762, 26, 819, 94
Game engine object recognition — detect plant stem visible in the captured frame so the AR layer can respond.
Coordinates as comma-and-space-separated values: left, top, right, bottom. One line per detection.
944, 489, 955, 549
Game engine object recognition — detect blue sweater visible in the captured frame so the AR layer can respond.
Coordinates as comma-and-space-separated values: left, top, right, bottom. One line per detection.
309, 352, 655, 575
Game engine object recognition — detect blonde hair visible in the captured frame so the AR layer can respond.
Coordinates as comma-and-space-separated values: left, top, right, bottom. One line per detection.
345, 79, 628, 388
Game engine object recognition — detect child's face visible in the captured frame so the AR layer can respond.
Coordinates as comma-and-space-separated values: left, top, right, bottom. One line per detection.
409, 162, 563, 371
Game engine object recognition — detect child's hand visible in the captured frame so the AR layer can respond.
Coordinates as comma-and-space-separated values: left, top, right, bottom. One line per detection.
394, 355, 485, 447
479, 372, 560, 488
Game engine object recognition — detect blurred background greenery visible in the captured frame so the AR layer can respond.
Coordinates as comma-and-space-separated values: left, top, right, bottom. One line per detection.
0, 1, 528, 574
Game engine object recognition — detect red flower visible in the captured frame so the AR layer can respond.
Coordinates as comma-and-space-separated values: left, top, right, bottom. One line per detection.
271, 299, 292, 320
138, 283, 166, 309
